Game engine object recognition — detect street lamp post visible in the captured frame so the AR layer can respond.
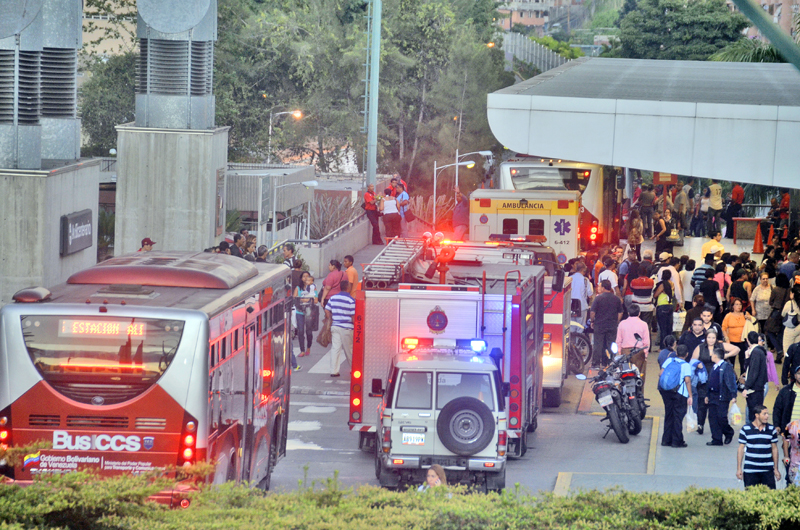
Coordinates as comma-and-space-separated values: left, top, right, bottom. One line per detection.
271, 180, 319, 248
433, 160, 474, 228
454, 149, 493, 190
267, 109, 302, 164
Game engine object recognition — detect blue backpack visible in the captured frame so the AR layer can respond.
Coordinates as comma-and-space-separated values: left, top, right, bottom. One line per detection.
658, 358, 685, 392
689, 359, 708, 386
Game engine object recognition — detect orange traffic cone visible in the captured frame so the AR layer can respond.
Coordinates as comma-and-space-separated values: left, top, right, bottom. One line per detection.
767, 225, 775, 246
753, 222, 764, 254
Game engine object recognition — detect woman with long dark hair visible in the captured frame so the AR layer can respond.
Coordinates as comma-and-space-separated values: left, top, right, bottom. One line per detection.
627, 209, 644, 261
654, 269, 675, 347
766, 273, 791, 360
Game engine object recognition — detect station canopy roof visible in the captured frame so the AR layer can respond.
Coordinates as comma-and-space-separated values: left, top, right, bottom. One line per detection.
487, 57, 800, 187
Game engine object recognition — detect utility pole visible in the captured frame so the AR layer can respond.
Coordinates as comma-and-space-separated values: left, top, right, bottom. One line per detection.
364, 0, 382, 186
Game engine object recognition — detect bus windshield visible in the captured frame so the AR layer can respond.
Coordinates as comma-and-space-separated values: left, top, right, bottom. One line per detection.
509, 167, 590, 192
21, 315, 185, 405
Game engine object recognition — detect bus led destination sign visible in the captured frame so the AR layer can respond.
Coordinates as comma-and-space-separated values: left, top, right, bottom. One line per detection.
58, 319, 146, 338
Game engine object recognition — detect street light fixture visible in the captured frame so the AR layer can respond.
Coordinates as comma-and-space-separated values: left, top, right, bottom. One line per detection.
271, 180, 318, 248
455, 149, 493, 189
267, 109, 303, 164
433, 160, 475, 227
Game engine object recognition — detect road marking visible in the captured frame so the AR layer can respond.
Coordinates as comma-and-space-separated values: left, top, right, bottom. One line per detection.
290, 401, 350, 408
647, 415, 659, 475
308, 351, 333, 373
286, 439, 324, 451
288, 420, 322, 432
298, 406, 337, 414
553, 415, 660, 496
553, 472, 572, 497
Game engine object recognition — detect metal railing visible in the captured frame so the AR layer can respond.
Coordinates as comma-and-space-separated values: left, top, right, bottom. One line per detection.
264, 214, 368, 262
503, 32, 571, 74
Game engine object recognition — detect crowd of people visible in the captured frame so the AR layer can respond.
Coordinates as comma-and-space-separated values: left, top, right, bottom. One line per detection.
363, 177, 411, 245
568, 218, 800, 488
630, 179, 794, 246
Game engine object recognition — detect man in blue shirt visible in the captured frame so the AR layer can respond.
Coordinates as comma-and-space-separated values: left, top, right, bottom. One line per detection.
325, 280, 356, 377
779, 252, 798, 279
659, 346, 693, 448
452, 187, 470, 241
395, 183, 410, 237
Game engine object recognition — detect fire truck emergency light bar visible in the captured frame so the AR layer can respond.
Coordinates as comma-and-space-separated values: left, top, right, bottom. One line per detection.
402, 337, 487, 352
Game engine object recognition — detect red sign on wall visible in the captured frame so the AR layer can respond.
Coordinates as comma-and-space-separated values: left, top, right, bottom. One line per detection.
653, 172, 677, 186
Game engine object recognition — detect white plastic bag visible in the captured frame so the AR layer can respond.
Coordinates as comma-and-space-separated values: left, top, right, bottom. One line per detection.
685, 409, 698, 433
728, 403, 743, 427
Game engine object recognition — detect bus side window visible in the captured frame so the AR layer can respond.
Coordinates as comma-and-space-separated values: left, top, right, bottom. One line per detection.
528, 219, 544, 236
210, 343, 217, 368
221, 337, 227, 361
271, 323, 286, 392
502, 218, 518, 235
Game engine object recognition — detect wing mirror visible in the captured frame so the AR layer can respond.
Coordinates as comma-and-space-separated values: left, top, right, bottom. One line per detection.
552, 269, 565, 292
369, 378, 384, 398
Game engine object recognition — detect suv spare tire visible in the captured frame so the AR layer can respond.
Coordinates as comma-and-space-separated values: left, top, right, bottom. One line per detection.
437, 397, 495, 456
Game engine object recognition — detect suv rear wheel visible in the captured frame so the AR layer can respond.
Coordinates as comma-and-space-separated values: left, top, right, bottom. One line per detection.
437, 397, 495, 456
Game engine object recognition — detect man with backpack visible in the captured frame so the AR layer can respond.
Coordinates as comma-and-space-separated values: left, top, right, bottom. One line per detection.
658, 345, 694, 448
705, 347, 738, 446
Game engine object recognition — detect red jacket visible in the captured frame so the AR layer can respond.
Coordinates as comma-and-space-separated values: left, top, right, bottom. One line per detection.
731, 185, 744, 206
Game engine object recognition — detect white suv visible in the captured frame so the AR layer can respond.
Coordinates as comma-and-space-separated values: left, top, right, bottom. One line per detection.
371, 342, 507, 492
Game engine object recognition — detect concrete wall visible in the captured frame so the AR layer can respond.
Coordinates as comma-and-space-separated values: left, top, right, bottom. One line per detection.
0, 161, 100, 306
293, 217, 370, 277
115, 125, 229, 254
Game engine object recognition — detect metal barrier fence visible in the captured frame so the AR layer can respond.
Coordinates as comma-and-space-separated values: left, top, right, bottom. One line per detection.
503, 32, 571, 73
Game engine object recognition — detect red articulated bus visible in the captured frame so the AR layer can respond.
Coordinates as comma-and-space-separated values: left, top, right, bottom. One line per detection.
0, 252, 292, 506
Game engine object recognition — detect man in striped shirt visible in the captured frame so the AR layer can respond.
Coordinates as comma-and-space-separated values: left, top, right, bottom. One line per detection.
325, 280, 356, 377
737, 405, 781, 488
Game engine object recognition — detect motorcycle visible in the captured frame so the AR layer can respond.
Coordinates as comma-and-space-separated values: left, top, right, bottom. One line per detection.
605, 341, 646, 434
576, 341, 646, 443
568, 319, 592, 373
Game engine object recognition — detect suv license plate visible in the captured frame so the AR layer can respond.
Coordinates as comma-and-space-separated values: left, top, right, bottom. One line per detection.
598, 392, 613, 407
402, 433, 425, 445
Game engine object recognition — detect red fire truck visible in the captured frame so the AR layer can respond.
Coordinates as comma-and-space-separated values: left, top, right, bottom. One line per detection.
415, 235, 572, 407
0, 252, 292, 505
348, 237, 549, 458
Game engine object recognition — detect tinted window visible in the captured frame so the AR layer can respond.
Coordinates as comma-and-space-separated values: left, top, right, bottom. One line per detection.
436, 373, 494, 410
21, 315, 184, 405
394, 371, 432, 409
528, 219, 545, 236
502, 218, 518, 235
510, 168, 590, 192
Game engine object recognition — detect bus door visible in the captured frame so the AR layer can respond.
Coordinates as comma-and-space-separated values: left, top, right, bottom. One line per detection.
240, 322, 257, 483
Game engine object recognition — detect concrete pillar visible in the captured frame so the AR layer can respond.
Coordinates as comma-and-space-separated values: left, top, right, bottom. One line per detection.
114, 124, 229, 254
0, 161, 100, 306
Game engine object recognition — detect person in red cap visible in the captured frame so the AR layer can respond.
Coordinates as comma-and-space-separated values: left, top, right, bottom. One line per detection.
139, 238, 156, 252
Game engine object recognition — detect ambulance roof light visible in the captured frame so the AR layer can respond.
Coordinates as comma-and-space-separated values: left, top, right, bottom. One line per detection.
470, 340, 487, 352
402, 337, 419, 350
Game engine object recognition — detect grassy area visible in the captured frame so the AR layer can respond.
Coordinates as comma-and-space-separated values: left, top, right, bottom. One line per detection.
2, 471, 800, 529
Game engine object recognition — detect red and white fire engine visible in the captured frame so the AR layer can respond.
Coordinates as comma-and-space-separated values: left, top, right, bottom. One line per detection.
348, 236, 553, 458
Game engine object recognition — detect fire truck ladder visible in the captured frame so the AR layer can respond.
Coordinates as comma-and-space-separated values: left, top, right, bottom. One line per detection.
362, 238, 426, 289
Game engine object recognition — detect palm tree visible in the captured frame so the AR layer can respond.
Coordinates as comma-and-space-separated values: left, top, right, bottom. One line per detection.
710, 13, 800, 63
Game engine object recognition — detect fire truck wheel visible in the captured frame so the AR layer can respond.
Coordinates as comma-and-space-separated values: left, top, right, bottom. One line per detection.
437, 397, 495, 456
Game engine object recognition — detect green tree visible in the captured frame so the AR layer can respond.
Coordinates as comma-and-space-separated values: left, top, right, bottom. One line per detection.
710, 12, 800, 63
611, 0, 749, 60
79, 53, 136, 157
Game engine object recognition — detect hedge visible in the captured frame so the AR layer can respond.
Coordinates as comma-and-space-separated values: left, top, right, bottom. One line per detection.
1, 471, 800, 530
